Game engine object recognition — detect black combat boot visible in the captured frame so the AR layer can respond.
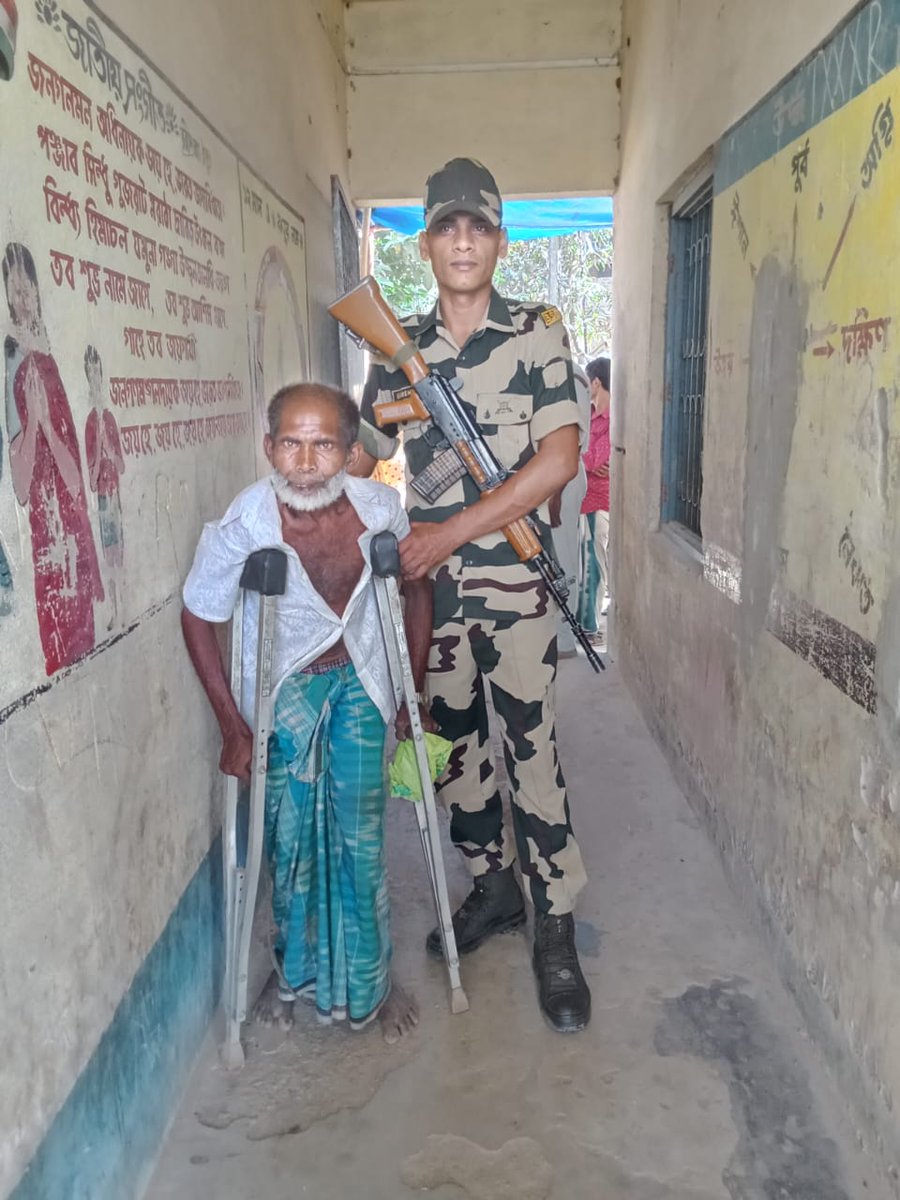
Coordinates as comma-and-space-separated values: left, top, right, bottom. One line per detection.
532, 912, 591, 1032
426, 865, 526, 959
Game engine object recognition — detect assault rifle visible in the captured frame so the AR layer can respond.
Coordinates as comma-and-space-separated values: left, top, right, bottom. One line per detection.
328, 276, 604, 673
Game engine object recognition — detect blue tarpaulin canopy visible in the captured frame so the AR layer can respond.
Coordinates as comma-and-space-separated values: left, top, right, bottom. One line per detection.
372, 197, 613, 241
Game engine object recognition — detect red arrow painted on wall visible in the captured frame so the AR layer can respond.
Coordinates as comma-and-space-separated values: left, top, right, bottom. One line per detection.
813, 341, 835, 358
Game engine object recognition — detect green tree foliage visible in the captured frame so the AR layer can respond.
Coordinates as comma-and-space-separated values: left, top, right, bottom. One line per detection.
373, 228, 613, 362
371, 230, 435, 317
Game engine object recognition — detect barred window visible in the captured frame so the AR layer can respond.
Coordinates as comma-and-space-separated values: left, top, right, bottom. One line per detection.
662, 181, 712, 538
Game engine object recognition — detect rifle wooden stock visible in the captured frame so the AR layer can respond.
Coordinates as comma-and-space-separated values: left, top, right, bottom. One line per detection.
328, 276, 429, 386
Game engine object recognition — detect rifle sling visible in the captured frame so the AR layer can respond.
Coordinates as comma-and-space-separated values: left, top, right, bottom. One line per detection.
388, 341, 420, 371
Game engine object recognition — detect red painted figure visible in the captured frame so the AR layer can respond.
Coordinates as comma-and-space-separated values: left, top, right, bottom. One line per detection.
0, 0, 17, 82
3, 242, 103, 674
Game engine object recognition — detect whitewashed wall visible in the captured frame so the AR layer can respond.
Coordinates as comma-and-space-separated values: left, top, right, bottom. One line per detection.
0, 1, 349, 1193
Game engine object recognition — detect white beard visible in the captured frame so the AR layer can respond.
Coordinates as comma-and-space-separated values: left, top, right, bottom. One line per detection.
271, 469, 348, 512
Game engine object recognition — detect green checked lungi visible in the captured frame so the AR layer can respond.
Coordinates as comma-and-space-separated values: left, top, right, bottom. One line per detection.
265, 662, 390, 1027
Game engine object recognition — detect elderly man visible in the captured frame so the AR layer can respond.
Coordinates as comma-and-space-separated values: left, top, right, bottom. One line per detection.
354, 158, 592, 1032
182, 382, 429, 1043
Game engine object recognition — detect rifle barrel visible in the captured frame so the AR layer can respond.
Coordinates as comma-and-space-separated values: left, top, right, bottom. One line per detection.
533, 558, 605, 672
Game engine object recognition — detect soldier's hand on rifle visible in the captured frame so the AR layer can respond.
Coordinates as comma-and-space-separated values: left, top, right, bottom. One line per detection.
219, 715, 254, 781
400, 523, 456, 580
395, 700, 439, 742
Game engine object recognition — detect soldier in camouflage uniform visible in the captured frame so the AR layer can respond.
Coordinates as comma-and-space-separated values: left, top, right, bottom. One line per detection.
357, 158, 591, 1032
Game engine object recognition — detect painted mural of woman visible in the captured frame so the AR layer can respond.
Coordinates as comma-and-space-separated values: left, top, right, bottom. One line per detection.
3, 242, 104, 675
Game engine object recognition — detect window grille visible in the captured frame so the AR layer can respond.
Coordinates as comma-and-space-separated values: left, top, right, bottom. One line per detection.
662, 182, 712, 538
331, 175, 365, 399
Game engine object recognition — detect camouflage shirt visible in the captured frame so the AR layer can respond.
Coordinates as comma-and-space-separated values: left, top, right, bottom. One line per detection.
359, 288, 584, 571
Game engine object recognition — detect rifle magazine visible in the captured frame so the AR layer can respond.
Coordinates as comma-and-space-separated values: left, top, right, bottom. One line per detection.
409, 448, 468, 504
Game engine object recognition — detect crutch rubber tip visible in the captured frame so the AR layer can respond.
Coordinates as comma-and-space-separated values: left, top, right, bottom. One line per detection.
221, 1040, 245, 1071
450, 987, 470, 1015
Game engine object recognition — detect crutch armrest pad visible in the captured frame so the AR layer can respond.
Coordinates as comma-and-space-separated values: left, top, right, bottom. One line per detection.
370, 530, 401, 578
240, 547, 288, 596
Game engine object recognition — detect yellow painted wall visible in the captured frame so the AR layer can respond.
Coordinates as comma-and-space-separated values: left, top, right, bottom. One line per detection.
712, 76, 897, 633
615, 0, 900, 1171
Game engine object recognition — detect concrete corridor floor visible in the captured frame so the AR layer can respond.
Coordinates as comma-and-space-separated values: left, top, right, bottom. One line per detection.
147, 659, 885, 1200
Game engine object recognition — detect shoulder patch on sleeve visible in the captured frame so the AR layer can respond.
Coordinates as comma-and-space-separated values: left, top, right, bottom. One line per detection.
540, 306, 563, 327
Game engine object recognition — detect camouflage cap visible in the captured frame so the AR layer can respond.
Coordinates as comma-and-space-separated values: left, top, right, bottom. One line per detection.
423, 158, 502, 230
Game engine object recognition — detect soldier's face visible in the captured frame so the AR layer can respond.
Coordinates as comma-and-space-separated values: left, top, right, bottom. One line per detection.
419, 213, 508, 296
264, 396, 359, 495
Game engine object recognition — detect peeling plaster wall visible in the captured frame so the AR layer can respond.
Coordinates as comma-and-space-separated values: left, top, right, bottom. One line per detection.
616, 0, 900, 1178
345, 0, 620, 203
0, 1, 349, 1195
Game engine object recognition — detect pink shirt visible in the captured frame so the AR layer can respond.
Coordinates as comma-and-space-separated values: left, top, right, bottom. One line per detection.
581, 408, 610, 513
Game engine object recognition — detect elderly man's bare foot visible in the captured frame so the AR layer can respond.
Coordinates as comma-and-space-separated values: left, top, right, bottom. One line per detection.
253, 971, 295, 1031
378, 981, 419, 1045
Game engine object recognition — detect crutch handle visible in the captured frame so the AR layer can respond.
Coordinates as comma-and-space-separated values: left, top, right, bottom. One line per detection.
239, 547, 288, 596
370, 530, 401, 578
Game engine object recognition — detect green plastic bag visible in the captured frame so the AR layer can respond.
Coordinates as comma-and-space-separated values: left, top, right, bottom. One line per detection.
389, 733, 453, 801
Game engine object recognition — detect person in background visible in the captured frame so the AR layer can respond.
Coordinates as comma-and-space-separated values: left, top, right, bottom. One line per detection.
578, 356, 611, 635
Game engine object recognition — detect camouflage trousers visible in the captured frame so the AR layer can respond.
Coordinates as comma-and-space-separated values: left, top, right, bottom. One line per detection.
427, 558, 587, 915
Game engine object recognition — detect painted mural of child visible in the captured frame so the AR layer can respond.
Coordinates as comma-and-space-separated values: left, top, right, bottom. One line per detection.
84, 345, 125, 628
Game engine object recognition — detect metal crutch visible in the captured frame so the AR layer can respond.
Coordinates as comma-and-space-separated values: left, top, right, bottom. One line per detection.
221, 547, 288, 1069
369, 531, 469, 1015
